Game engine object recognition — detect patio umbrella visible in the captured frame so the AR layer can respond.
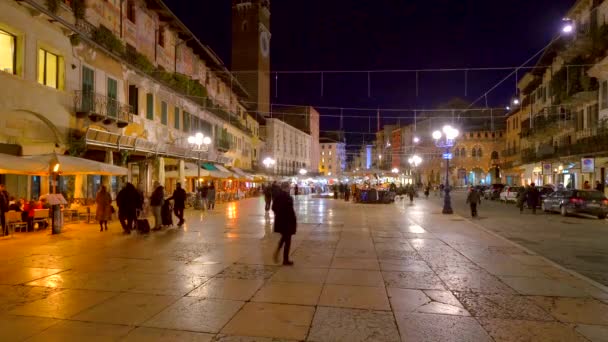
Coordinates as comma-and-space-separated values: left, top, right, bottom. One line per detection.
23, 154, 128, 176
0, 153, 47, 175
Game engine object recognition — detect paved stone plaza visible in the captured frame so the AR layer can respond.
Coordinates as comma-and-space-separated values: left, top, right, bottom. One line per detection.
0, 196, 607, 341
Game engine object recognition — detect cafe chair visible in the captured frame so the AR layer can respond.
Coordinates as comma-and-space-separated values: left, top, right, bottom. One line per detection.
5, 211, 27, 236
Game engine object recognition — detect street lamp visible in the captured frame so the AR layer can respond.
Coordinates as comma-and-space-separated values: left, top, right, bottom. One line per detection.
562, 19, 574, 34
299, 168, 307, 175
432, 125, 459, 214
413, 136, 420, 144
391, 167, 399, 173
188, 132, 211, 202
263, 157, 276, 175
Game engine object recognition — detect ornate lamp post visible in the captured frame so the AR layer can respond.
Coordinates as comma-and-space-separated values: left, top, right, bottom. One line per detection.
263, 157, 276, 175
188, 132, 211, 205
432, 125, 459, 214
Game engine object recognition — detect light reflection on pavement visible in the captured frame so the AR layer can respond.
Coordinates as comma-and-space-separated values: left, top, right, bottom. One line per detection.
0, 195, 606, 341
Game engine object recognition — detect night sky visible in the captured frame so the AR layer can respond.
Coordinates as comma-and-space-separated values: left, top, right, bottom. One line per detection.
164, 0, 575, 148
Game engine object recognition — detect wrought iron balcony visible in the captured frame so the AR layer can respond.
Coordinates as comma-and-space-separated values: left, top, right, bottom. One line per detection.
74, 90, 132, 128
216, 136, 231, 152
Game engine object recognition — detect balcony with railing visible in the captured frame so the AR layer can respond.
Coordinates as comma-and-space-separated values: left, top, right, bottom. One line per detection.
520, 111, 575, 141
74, 90, 132, 128
520, 126, 608, 163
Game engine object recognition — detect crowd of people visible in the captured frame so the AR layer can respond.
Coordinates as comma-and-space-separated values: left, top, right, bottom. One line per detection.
0, 184, 54, 235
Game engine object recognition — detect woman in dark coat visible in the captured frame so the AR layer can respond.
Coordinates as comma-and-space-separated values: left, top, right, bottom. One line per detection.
95, 185, 112, 232
272, 182, 297, 266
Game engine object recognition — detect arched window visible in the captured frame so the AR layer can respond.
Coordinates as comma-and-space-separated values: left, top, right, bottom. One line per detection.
491, 151, 499, 159
460, 147, 466, 157
477, 148, 483, 158
472, 148, 477, 157
454, 148, 460, 157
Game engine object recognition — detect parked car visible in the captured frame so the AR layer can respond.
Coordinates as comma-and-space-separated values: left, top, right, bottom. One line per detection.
500, 186, 523, 203
484, 183, 505, 200
542, 189, 608, 219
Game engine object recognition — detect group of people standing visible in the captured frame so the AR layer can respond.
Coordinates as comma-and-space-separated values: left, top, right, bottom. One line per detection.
516, 183, 541, 215
196, 183, 216, 211
96, 180, 194, 234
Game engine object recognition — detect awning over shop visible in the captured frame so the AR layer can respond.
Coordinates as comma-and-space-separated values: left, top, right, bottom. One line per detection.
24, 155, 128, 176
214, 164, 237, 178
0, 153, 48, 175
230, 167, 254, 180
165, 163, 211, 178
202, 163, 231, 178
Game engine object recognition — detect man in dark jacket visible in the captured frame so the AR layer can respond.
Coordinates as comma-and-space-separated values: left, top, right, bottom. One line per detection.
272, 182, 296, 266
526, 183, 541, 215
271, 181, 281, 200
466, 186, 481, 217
116, 182, 141, 234
264, 184, 272, 211
168, 182, 187, 226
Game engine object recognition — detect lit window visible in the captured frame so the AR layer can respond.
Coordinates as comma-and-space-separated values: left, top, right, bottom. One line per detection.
0, 29, 16, 74
38, 49, 59, 89
329, 151, 332, 155
322, 152, 324, 155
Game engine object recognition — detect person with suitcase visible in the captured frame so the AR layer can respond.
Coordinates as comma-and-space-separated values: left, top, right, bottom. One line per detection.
161, 200, 173, 228
167, 182, 186, 226
116, 182, 140, 234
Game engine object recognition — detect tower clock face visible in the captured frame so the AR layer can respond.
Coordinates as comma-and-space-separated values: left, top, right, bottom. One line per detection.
260, 31, 270, 58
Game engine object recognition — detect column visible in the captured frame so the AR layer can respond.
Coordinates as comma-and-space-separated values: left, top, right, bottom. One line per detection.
26, 176, 31, 200
178, 159, 186, 189
156, 157, 165, 188
74, 174, 86, 200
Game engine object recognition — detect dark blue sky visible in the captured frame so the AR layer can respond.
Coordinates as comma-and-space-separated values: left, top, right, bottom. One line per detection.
165, 0, 575, 144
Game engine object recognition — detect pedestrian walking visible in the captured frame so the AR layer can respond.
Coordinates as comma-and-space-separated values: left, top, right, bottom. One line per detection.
424, 185, 430, 198
264, 184, 272, 211
0, 184, 9, 235
526, 183, 541, 215
344, 184, 350, 202
272, 182, 296, 266
95, 185, 112, 232
466, 186, 481, 217
516, 187, 526, 214
150, 182, 164, 230
116, 182, 140, 234
407, 185, 415, 203
200, 184, 208, 210
167, 182, 187, 226
206, 183, 216, 210
294, 184, 299, 196
439, 184, 445, 198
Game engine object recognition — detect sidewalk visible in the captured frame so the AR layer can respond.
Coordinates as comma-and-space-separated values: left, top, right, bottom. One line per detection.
0, 196, 606, 341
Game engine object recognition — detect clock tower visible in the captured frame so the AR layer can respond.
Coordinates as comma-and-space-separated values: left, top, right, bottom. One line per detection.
231, 0, 271, 118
